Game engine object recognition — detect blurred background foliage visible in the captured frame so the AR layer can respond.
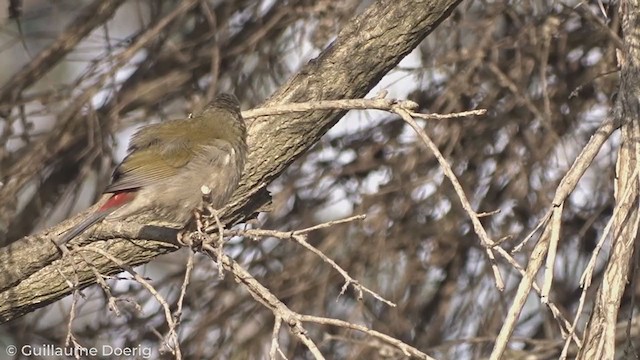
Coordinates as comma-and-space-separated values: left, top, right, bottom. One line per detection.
0, 0, 631, 359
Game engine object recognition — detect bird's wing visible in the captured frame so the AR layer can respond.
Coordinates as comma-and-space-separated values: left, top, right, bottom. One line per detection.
104, 127, 197, 193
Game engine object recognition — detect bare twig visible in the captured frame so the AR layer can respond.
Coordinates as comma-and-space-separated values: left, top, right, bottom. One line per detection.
242, 97, 485, 120
232, 215, 395, 306
75, 247, 183, 359
200, 242, 326, 359
174, 251, 194, 325
299, 315, 435, 359
392, 105, 504, 290
541, 202, 563, 303
270, 316, 284, 360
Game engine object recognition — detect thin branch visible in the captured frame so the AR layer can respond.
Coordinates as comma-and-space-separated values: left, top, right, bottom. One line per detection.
200, 242, 326, 359
75, 247, 183, 359
173, 251, 194, 326
232, 214, 395, 306
242, 97, 485, 120
299, 315, 435, 359
541, 202, 563, 303
270, 316, 284, 360
392, 105, 504, 290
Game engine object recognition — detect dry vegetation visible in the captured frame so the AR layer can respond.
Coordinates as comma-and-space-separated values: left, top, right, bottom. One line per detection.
0, 0, 637, 359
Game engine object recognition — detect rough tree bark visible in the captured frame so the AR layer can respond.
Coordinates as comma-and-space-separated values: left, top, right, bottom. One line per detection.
0, 0, 462, 323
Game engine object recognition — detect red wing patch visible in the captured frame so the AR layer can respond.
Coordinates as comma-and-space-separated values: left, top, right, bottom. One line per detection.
99, 191, 137, 211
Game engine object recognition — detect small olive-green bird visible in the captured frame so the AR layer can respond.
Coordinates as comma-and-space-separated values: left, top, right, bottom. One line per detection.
58, 93, 247, 245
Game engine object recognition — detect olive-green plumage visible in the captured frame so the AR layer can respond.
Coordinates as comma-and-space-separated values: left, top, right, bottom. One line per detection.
58, 93, 247, 245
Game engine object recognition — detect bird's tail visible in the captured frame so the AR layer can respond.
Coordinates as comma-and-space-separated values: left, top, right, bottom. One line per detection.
56, 209, 116, 247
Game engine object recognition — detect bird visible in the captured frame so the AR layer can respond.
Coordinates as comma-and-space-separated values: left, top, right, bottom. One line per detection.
57, 93, 247, 246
